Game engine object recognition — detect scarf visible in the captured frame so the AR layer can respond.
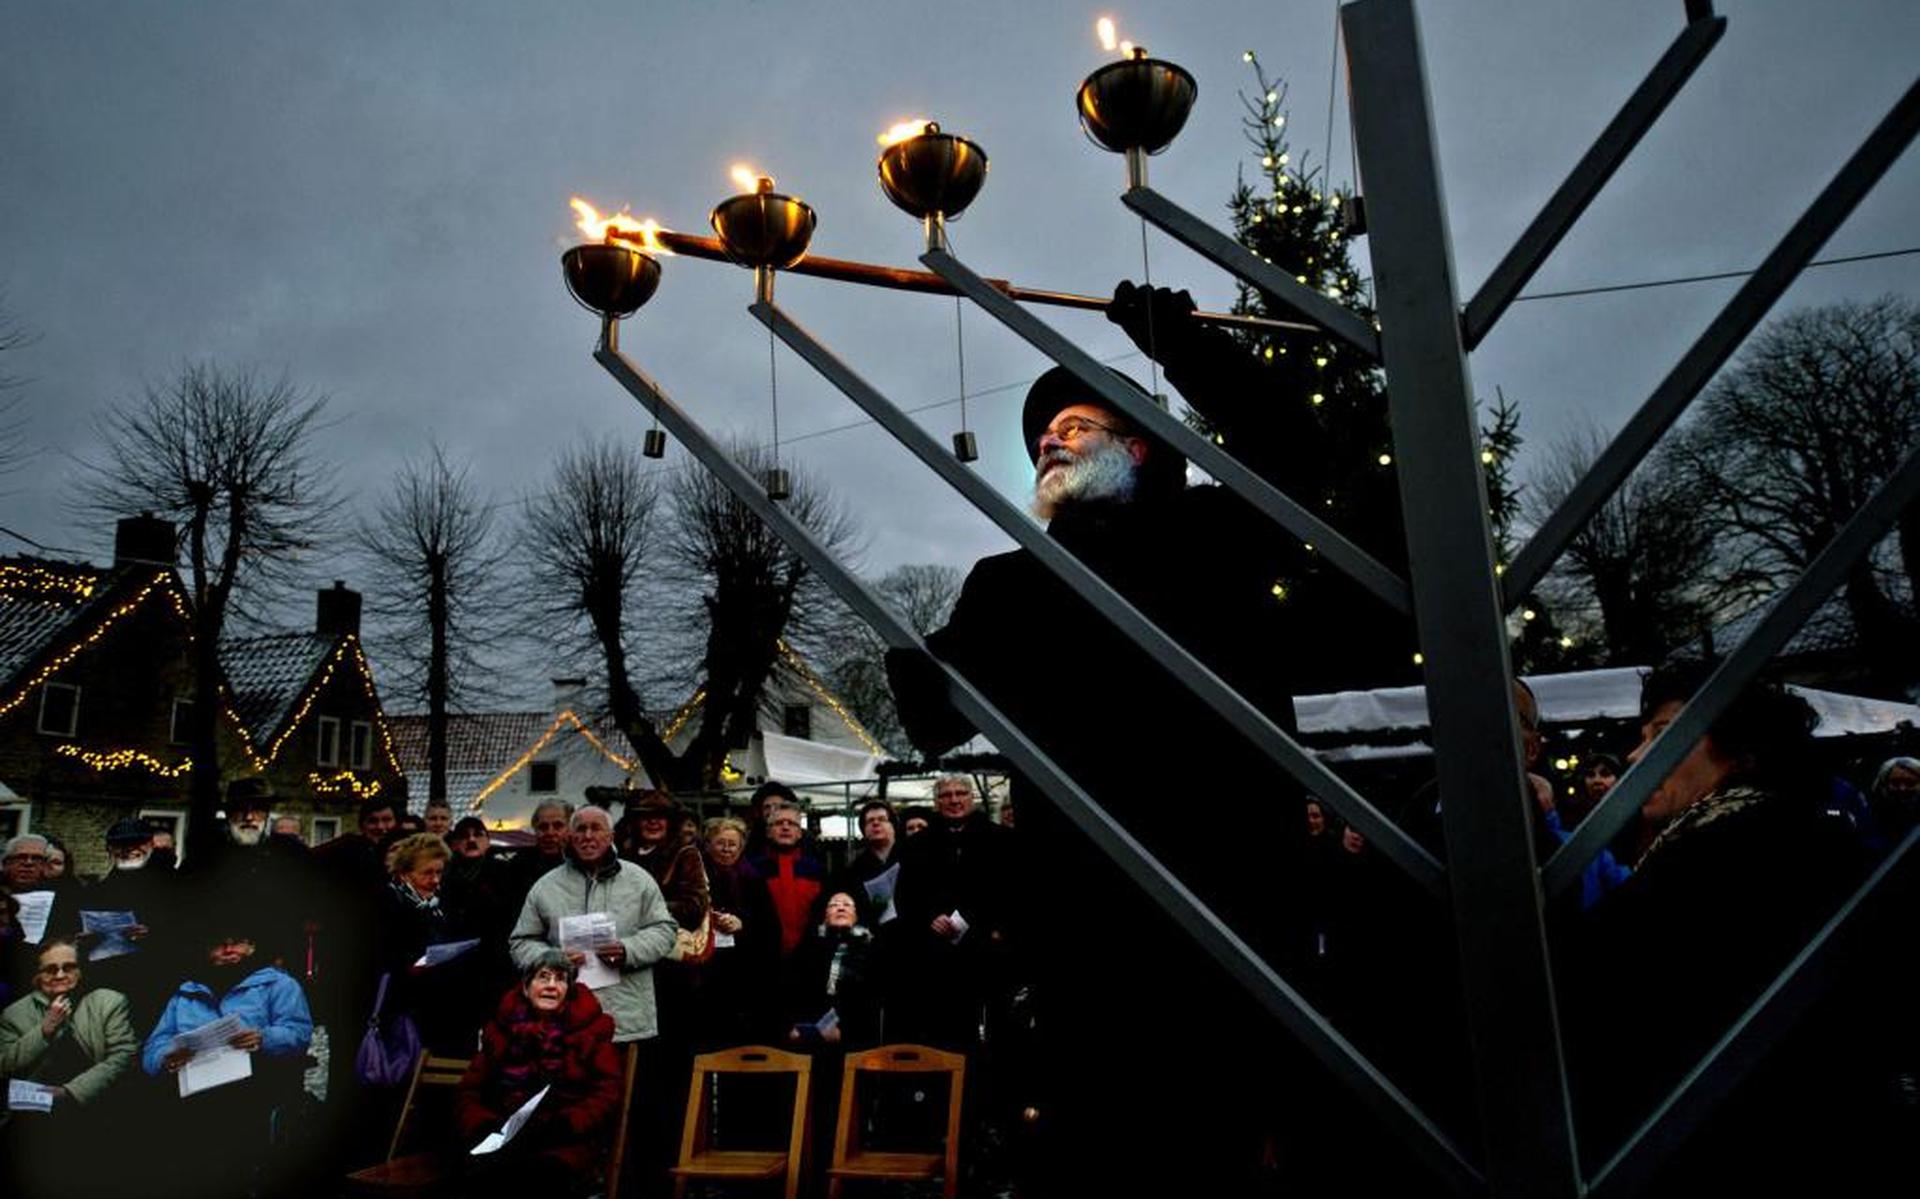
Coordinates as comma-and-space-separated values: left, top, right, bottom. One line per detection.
1635, 783, 1773, 871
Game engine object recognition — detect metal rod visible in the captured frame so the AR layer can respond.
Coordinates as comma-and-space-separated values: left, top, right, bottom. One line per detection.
1586, 825, 1919, 1199
1462, 14, 1726, 348
1122, 187, 1383, 359
1503, 78, 1920, 604
1345, 3, 1582, 1196
634, 228, 1317, 334
921, 247, 1414, 615
754, 297, 1443, 895
591, 332, 1482, 1195
1541, 435, 1920, 896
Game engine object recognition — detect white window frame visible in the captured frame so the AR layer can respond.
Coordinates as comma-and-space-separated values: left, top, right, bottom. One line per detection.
0, 802, 31, 842
311, 816, 341, 844
38, 682, 80, 737
316, 716, 341, 767
138, 808, 187, 867
349, 720, 373, 771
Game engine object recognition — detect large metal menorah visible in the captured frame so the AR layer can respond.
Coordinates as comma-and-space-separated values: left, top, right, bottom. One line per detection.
563, 2, 1920, 1194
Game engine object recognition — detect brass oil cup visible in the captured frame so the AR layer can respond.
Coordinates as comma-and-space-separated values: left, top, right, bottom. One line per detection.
562, 243, 662, 319
877, 126, 988, 221
1075, 54, 1197, 155
709, 190, 817, 271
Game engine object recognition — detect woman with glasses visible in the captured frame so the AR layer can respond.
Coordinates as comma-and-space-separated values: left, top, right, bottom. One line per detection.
0, 938, 138, 1195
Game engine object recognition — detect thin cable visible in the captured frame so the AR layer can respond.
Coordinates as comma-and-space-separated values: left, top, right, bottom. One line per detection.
1513, 246, 1920, 303
954, 295, 969, 435
1138, 216, 1162, 399
766, 315, 781, 468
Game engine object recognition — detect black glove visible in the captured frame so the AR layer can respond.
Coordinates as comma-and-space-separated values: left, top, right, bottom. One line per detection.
1106, 281, 1218, 370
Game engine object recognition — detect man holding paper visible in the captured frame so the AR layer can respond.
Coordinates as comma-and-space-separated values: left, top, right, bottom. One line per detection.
510, 806, 677, 1044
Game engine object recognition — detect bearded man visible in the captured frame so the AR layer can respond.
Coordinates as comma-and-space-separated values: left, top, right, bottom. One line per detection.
886, 362, 1317, 1196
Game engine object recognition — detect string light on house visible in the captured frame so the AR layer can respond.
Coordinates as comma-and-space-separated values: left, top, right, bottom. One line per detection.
0, 564, 98, 602
661, 688, 707, 743
471, 708, 638, 810
308, 769, 383, 799
0, 571, 173, 720
776, 639, 888, 756
55, 744, 192, 778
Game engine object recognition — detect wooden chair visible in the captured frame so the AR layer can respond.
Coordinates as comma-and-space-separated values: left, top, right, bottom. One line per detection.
826, 1044, 966, 1199
342, 1053, 472, 1198
604, 1042, 642, 1198
669, 1045, 813, 1199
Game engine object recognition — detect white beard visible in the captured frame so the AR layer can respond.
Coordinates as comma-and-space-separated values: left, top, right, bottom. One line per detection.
114, 855, 149, 872
229, 824, 265, 846
1032, 439, 1139, 520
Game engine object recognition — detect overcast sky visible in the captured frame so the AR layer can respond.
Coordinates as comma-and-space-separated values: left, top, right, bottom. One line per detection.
2, 1, 1914, 701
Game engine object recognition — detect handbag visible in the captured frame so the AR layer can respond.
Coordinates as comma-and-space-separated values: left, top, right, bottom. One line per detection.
664, 852, 718, 964
354, 972, 421, 1088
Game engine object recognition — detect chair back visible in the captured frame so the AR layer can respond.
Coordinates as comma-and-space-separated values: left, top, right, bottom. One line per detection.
829, 1044, 967, 1199
387, 1054, 473, 1162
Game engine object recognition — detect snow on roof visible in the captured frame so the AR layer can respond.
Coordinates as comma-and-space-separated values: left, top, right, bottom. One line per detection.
222, 631, 336, 740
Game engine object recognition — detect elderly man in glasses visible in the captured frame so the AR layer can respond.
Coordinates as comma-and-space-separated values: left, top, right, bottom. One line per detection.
885, 348, 1315, 1194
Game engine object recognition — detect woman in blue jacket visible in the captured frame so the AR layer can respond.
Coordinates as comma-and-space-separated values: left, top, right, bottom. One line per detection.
140, 919, 314, 1197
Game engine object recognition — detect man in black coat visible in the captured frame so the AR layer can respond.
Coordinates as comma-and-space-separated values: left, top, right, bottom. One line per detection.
886, 355, 1317, 1194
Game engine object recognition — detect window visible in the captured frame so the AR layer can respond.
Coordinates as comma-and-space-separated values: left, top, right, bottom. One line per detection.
38, 683, 80, 737
782, 703, 812, 740
170, 697, 195, 746
316, 716, 341, 767
312, 816, 340, 844
529, 761, 558, 794
0, 803, 28, 842
349, 721, 373, 770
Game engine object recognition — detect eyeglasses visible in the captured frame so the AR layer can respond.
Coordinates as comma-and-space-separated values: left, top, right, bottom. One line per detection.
5, 853, 47, 864
1037, 415, 1127, 450
37, 963, 80, 976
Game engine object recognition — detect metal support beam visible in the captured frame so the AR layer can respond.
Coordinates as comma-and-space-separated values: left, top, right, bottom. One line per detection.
1504, 78, 1920, 603
592, 330, 1482, 1195
752, 298, 1444, 895
1587, 827, 1920, 1199
1344, 2, 1582, 1195
1122, 187, 1384, 360
921, 248, 1411, 614
1543, 435, 1920, 896
1462, 14, 1726, 348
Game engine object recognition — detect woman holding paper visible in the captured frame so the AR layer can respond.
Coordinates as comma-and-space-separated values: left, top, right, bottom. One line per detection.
455, 948, 623, 1194
1, 938, 137, 1194
376, 832, 489, 1055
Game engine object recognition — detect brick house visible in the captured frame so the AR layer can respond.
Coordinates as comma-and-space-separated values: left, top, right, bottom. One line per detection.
0, 518, 404, 876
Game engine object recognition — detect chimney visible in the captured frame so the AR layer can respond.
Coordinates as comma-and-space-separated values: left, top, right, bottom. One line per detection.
552, 677, 588, 714
316, 580, 362, 637
114, 512, 177, 570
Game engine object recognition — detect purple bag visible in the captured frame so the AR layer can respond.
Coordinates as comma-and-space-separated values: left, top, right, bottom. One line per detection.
354, 973, 421, 1088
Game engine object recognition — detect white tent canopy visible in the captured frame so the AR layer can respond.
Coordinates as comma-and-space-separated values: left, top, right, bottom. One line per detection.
1295, 666, 1920, 740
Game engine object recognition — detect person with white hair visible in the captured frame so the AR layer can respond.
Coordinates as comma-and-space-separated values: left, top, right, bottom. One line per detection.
508, 806, 677, 1044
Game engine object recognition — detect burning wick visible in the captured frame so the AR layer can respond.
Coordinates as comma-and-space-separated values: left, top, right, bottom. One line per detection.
878, 118, 936, 148
730, 163, 775, 193
569, 197, 673, 255
1095, 15, 1136, 58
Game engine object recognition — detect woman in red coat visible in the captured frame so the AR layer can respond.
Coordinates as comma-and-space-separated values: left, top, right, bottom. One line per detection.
455, 948, 623, 1195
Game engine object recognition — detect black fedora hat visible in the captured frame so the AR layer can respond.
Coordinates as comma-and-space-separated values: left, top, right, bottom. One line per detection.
1020, 365, 1185, 494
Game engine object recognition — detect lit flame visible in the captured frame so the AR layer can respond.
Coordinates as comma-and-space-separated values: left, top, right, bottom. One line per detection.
1095, 15, 1134, 56
730, 162, 770, 192
569, 197, 673, 255
877, 118, 935, 148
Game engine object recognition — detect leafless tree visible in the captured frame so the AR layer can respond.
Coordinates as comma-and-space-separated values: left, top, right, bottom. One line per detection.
527, 438, 859, 793
1526, 425, 1721, 665
1665, 296, 1920, 676
524, 437, 663, 768
827, 563, 963, 755
654, 443, 862, 790
0, 294, 29, 482
83, 362, 335, 851
362, 444, 511, 805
